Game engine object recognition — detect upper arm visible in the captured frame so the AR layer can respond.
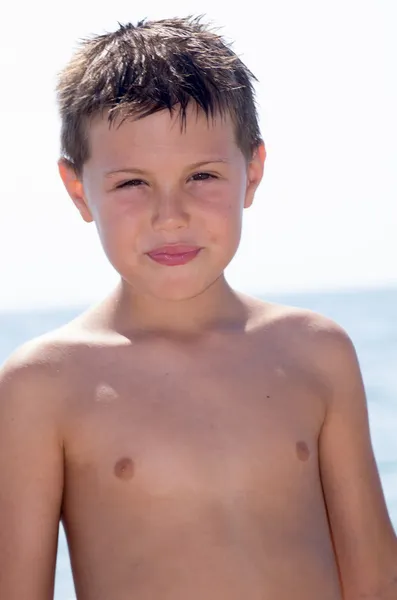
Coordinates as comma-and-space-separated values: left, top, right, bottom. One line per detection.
316, 322, 397, 597
0, 343, 65, 600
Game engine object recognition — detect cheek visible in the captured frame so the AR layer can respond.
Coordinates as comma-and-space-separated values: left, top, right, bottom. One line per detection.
95, 195, 146, 236
200, 200, 243, 254
199, 186, 244, 235
91, 205, 146, 266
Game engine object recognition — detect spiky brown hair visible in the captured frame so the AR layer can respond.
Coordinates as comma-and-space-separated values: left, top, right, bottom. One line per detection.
56, 15, 263, 176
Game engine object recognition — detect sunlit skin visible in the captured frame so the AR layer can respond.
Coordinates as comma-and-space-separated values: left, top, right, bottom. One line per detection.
59, 105, 265, 333
0, 102, 396, 600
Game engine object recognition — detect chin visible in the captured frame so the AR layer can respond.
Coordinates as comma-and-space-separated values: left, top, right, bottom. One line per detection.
118, 258, 230, 302
149, 281, 213, 302
140, 269, 221, 302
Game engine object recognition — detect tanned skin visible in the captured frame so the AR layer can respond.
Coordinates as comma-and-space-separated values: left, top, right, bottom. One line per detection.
1, 105, 396, 600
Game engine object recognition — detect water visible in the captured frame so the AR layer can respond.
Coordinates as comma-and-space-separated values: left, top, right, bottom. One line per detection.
1, 286, 396, 599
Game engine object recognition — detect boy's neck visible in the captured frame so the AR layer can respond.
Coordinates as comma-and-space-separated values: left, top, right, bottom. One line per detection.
94, 276, 253, 339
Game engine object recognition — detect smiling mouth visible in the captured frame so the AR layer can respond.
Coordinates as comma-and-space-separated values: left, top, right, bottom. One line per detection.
146, 244, 202, 266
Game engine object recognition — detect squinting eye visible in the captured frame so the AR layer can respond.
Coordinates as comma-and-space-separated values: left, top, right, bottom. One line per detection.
116, 179, 145, 189
191, 172, 217, 182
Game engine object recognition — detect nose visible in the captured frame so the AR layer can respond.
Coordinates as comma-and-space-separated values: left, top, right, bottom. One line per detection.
151, 191, 190, 231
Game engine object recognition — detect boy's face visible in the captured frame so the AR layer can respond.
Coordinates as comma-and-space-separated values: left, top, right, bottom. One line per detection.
59, 104, 265, 301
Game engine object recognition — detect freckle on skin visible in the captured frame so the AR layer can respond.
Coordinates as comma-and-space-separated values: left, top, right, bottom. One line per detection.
296, 441, 310, 461
114, 457, 135, 480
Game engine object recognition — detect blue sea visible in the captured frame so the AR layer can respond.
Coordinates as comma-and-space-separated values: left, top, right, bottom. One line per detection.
1, 286, 396, 600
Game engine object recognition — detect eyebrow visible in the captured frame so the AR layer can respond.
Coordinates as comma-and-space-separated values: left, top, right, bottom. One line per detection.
104, 159, 230, 178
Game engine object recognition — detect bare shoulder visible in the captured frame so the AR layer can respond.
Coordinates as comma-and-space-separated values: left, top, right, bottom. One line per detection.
0, 323, 92, 409
274, 303, 358, 375
252, 297, 359, 388
1, 326, 72, 378
253, 296, 351, 341
0, 310, 117, 420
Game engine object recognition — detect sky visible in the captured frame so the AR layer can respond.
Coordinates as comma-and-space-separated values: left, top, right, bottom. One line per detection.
0, 0, 396, 310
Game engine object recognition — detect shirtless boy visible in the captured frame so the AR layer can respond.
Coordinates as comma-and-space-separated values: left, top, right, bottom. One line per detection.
0, 16, 396, 600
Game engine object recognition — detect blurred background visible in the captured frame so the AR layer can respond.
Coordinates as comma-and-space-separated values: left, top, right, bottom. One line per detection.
0, 1, 396, 598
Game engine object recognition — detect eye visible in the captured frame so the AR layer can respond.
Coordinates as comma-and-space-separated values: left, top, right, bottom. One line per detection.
116, 179, 145, 189
190, 172, 218, 182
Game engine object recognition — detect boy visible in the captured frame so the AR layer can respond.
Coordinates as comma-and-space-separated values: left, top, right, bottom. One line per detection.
0, 15, 396, 600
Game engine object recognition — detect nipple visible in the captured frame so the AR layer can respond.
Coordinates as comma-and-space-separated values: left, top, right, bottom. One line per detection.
114, 457, 135, 480
295, 441, 310, 461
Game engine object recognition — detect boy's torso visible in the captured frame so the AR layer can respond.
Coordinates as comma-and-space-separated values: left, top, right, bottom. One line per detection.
56, 303, 342, 599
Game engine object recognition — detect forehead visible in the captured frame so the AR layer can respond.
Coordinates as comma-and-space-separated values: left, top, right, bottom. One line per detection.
86, 104, 241, 169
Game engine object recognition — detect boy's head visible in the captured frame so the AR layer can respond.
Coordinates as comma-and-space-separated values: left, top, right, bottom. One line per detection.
57, 16, 265, 302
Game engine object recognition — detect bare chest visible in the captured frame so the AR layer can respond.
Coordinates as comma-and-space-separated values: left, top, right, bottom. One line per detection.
62, 346, 326, 507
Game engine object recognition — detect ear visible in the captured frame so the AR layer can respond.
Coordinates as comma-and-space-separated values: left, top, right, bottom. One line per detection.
244, 142, 266, 209
58, 158, 94, 223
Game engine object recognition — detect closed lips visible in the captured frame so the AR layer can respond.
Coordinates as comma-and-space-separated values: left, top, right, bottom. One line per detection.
147, 245, 201, 256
